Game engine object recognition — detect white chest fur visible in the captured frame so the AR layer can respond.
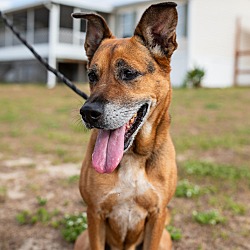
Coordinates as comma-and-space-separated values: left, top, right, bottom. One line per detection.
105, 154, 156, 241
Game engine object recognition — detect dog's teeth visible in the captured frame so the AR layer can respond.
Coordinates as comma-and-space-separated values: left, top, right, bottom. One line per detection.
126, 113, 137, 132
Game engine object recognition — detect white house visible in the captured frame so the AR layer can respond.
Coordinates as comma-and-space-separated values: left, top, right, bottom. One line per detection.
0, 0, 250, 87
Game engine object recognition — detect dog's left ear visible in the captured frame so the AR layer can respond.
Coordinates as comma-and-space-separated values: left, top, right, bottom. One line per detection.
134, 2, 178, 58
72, 13, 113, 62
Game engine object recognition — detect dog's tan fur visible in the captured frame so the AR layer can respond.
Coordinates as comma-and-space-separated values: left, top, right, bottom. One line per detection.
73, 2, 178, 249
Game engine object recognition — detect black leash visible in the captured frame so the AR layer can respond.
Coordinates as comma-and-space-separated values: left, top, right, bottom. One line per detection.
0, 10, 88, 100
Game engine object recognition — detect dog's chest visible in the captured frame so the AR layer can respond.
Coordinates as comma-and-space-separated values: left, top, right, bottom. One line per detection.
102, 155, 160, 241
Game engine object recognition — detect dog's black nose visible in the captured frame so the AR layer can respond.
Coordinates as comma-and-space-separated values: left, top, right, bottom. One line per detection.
80, 102, 103, 125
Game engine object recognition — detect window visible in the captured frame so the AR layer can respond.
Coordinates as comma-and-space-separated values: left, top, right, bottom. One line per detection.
118, 12, 136, 38
34, 7, 49, 29
60, 5, 73, 29
13, 11, 27, 31
34, 7, 49, 44
12, 11, 27, 45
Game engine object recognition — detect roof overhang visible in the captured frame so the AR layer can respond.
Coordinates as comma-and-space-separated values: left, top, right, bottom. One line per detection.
0, 0, 113, 13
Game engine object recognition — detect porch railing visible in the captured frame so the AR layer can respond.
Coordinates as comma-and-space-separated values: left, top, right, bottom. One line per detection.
0, 28, 85, 48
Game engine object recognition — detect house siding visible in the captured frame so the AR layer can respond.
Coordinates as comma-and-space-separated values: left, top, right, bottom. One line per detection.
188, 0, 250, 87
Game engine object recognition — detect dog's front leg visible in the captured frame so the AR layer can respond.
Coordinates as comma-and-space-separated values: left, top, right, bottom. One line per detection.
143, 209, 168, 250
87, 207, 105, 250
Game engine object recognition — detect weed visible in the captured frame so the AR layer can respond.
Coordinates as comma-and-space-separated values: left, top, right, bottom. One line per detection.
192, 210, 226, 225
175, 180, 202, 198
16, 208, 88, 243
36, 207, 51, 223
61, 213, 88, 243
36, 196, 47, 206
16, 208, 52, 225
16, 210, 31, 225
16, 198, 61, 226
224, 198, 247, 215
67, 175, 80, 184
166, 225, 182, 241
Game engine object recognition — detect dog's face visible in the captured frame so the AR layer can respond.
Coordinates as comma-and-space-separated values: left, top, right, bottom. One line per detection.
73, 2, 178, 173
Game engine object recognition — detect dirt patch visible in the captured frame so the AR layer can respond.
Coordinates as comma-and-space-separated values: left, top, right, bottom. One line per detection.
1, 155, 250, 250
0, 157, 83, 250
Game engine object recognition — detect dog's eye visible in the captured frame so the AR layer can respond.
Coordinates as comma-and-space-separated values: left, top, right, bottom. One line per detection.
121, 69, 140, 81
88, 71, 98, 84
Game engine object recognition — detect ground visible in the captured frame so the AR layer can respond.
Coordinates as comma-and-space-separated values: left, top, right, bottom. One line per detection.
0, 84, 249, 250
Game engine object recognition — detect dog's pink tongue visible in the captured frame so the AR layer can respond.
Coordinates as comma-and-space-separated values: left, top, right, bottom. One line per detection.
92, 126, 125, 174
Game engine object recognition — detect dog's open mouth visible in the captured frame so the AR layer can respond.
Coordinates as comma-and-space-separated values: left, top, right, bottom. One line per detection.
124, 103, 149, 151
92, 103, 150, 174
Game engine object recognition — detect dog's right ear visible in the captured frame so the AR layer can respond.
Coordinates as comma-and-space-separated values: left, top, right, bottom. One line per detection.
72, 13, 113, 62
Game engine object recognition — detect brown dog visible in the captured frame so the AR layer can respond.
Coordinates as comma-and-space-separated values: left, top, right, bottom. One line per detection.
72, 2, 178, 249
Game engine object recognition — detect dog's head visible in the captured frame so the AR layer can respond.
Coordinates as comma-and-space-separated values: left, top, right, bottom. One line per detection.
72, 2, 178, 173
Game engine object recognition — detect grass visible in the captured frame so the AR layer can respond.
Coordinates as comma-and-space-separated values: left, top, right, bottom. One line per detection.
175, 180, 202, 198
0, 85, 249, 164
224, 197, 247, 215
16, 207, 87, 243
0, 84, 90, 163
192, 210, 226, 225
36, 196, 48, 206
0, 84, 250, 248
16, 196, 61, 225
182, 161, 250, 181
171, 88, 250, 154
61, 213, 88, 242
16, 208, 58, 225
166, 225, 182, 241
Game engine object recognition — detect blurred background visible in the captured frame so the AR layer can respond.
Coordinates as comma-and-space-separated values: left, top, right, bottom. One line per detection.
0, 1, 250, 250
0, 0, 250, 87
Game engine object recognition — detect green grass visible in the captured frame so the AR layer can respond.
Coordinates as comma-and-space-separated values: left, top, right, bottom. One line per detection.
175, 180, 202, 198
171, 88, 250, 153
0, 84, 90, 163
182, 161, 250, 181
67, 175, 80, 184
16, 207, 60, 225
174, 133, 249, 152
36, 196, 47, 206
15, 196, 87, 243
224, 197, 247, 215
192, 210, 226, 225
0, 85, 249, 165
166, 225, 182, 241
61, 213, 88, 243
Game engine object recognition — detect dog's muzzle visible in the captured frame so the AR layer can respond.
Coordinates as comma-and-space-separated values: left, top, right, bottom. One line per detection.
79, 99, 151, 174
